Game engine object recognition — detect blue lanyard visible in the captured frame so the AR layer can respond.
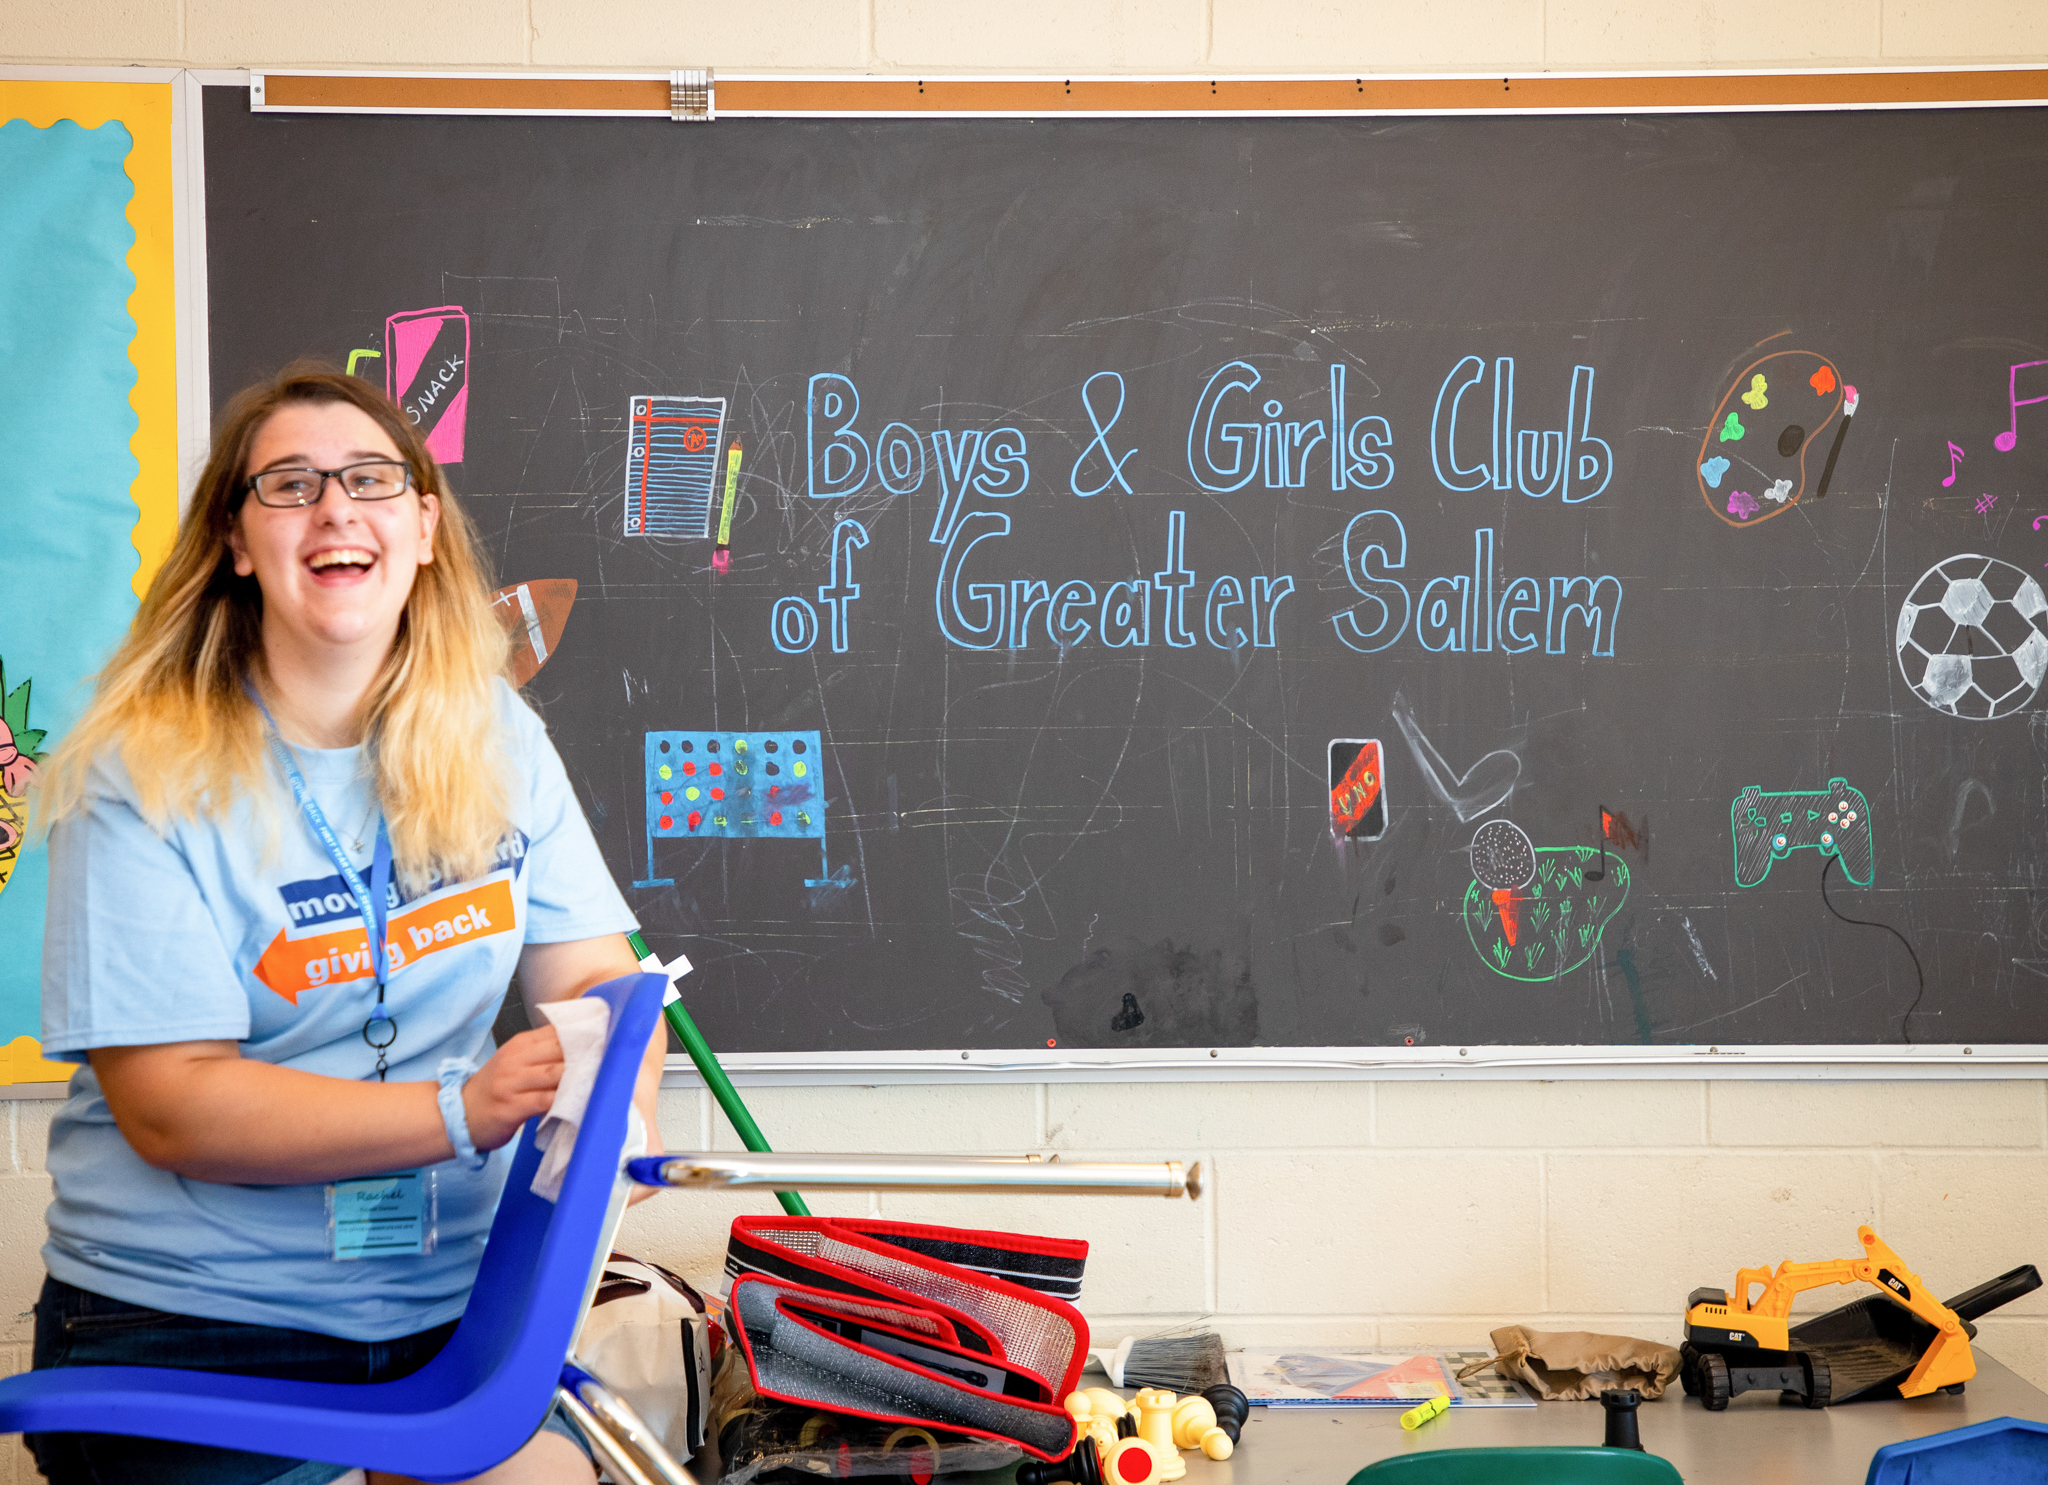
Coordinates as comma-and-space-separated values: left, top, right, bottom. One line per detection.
248, 688, 399, 1079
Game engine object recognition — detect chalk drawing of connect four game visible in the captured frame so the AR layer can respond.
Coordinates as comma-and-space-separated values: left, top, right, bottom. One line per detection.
634, 730, 843, 888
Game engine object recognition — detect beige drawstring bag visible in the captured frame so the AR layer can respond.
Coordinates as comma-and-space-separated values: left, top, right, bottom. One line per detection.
1456, 1326, 1681, 1401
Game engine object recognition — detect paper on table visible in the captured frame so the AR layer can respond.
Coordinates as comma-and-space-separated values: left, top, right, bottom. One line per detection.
1227, 1349, 1536, 1407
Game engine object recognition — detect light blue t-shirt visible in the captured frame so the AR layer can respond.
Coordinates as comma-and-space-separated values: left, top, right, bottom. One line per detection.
39, 680, 637, 1340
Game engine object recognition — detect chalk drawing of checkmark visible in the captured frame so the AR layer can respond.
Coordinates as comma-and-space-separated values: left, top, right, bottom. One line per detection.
1389, 689, 1522, 824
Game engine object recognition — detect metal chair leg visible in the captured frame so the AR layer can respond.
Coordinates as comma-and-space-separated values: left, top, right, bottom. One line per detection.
557, 1359, 697, 1485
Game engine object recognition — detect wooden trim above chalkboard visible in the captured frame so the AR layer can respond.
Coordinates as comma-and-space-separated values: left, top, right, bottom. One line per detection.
247, 66, 2048, 119
670, 1043, 2048, 1084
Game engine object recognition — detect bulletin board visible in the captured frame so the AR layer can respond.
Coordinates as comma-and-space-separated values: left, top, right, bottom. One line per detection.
0, 77, 182, 1085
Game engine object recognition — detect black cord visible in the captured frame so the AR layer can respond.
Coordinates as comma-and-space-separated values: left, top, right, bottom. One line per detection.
1820, 855, 1925, 1044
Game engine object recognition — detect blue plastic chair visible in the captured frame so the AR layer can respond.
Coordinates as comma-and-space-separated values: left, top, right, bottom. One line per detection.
0, 971, 667, 1483
1865, 1416, 2048, 1483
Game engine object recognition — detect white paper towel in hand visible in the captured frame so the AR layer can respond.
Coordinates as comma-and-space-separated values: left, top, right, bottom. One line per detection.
532, 996, 611, 1201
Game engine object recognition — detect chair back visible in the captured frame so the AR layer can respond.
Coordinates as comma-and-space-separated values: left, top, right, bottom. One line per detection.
0, 972, 667, 1480
403, 972, 665, 1412
1348, 1447, 1684, 1484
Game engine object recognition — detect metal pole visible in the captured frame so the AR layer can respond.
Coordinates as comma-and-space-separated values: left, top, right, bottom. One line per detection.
629, 1152, 1200, 1199
559, 1360, 698, 1485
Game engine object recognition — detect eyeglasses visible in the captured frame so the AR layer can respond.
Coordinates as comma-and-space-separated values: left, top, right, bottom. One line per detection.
245, 461, 412, 508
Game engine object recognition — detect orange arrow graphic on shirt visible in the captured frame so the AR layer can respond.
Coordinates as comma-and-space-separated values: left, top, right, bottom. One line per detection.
253, 878, 516, 1004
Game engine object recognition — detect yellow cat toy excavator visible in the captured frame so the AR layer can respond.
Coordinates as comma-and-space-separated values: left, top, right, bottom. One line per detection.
1680, 1225, 1974, 1411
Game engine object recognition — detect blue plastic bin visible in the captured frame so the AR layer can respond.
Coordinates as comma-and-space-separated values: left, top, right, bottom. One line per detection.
1865, 1416, 2048, 1484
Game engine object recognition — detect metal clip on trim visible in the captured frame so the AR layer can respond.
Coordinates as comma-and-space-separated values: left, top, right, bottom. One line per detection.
670, 69, 714, 122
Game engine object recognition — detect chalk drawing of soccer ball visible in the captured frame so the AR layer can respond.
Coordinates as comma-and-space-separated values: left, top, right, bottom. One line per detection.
1895, 554, 2048, 720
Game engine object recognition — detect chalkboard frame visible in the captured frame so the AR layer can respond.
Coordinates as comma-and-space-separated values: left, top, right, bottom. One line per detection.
190, 71, 2048, 1081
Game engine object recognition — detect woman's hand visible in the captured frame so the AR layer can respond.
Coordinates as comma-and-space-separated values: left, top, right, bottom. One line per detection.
461, 1025, 566, 1153
516, 935, 668, 1203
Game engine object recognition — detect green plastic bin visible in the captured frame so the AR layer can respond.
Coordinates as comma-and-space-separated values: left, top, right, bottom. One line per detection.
1348, 1446, 1684, 1484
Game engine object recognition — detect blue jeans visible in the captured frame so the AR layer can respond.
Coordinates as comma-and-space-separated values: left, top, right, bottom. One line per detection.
28, 1274, 573, 1484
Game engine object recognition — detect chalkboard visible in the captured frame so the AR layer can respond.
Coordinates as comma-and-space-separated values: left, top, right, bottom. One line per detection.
203, 89, 2048, 1062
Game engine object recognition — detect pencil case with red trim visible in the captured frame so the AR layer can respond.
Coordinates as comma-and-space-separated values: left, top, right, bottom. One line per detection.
723, 1217, 1090, 1459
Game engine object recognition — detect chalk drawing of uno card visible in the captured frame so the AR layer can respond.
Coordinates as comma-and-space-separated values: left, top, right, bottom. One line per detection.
624, 396, 727, 538
384, 306, 470, 464
1328, 738, 1387, 842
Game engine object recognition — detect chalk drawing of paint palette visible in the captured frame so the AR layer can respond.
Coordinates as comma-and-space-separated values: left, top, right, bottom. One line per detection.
1696, 349, 1848, 528
1460, 845, 1630, 982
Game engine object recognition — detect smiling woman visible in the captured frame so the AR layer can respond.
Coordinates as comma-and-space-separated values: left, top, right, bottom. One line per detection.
40, 369, 512, 885
25, 366, 661, 1485
231, 401, 444, 744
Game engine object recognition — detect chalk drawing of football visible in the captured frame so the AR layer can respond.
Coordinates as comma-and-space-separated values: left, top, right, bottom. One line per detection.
1895, 554, 2048, 720
491, 579, 578, 687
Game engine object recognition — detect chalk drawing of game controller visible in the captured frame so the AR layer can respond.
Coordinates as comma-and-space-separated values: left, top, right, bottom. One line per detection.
1730, 779, 1874, 888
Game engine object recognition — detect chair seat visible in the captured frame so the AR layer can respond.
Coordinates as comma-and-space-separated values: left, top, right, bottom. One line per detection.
0, 1360, 535, 1472
0, 972, 666, 1483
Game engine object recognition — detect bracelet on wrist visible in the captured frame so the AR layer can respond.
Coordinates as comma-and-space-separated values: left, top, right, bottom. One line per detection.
436, 1058, 488, 1171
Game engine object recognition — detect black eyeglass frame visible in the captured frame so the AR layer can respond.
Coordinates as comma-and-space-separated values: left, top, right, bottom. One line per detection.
242, 461, 416, 509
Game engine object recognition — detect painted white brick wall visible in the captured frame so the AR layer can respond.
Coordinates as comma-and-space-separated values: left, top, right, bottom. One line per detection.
595, 1079, 2048, 1388
5, 1080, 2039, 1408
7, 0, 2048, 68
7, 4, 2048, 1473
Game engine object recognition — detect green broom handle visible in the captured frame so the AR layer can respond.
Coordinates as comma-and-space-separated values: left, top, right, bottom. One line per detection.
630, 932, 810, 1218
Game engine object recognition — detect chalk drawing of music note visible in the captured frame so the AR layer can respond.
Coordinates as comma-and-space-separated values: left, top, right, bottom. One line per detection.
1941, 440, 1965, 486
1995, 359, 2048, 452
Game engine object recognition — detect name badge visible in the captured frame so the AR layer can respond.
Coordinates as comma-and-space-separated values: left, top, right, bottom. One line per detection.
327, 1171, 438, 1260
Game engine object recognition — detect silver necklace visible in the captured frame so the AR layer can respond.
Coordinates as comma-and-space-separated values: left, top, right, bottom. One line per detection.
347, 796, 378, 854
276, 730, 379, 853
272, 725, 380, 852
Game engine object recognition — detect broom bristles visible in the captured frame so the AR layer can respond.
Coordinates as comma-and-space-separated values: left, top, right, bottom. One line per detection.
1121, 1330, 1228, 1391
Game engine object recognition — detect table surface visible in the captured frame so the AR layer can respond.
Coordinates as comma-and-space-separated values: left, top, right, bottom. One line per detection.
1199, 1353, 2048, 1484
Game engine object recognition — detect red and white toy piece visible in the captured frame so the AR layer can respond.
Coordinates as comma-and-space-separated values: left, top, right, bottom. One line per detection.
1104, 1436, 1162, 1485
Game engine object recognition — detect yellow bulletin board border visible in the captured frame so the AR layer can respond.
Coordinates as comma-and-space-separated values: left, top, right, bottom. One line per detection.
0, 79, 180, 1084
0, 81, 179, 597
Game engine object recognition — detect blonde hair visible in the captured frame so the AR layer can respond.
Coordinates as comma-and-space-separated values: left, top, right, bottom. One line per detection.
37, 363, 512, 888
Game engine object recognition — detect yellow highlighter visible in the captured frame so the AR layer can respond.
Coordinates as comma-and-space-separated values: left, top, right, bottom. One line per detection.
1399, 1394, 1451, 1431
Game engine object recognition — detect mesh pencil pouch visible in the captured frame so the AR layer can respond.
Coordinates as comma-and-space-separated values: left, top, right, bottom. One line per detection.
722, 1217, 1090, 1460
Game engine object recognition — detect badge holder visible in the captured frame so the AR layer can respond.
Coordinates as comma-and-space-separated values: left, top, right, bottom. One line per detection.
327, 1170, 440, 1260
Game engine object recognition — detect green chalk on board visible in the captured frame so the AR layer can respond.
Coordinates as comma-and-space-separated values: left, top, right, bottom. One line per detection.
716, 442, 743, 548
630, 930, 809, 1218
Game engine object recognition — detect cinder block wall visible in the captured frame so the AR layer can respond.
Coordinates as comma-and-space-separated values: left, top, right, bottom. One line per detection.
11, 0, 2048, 70
7, 3, 2048, 1478
605, 1080, 2048, 1381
